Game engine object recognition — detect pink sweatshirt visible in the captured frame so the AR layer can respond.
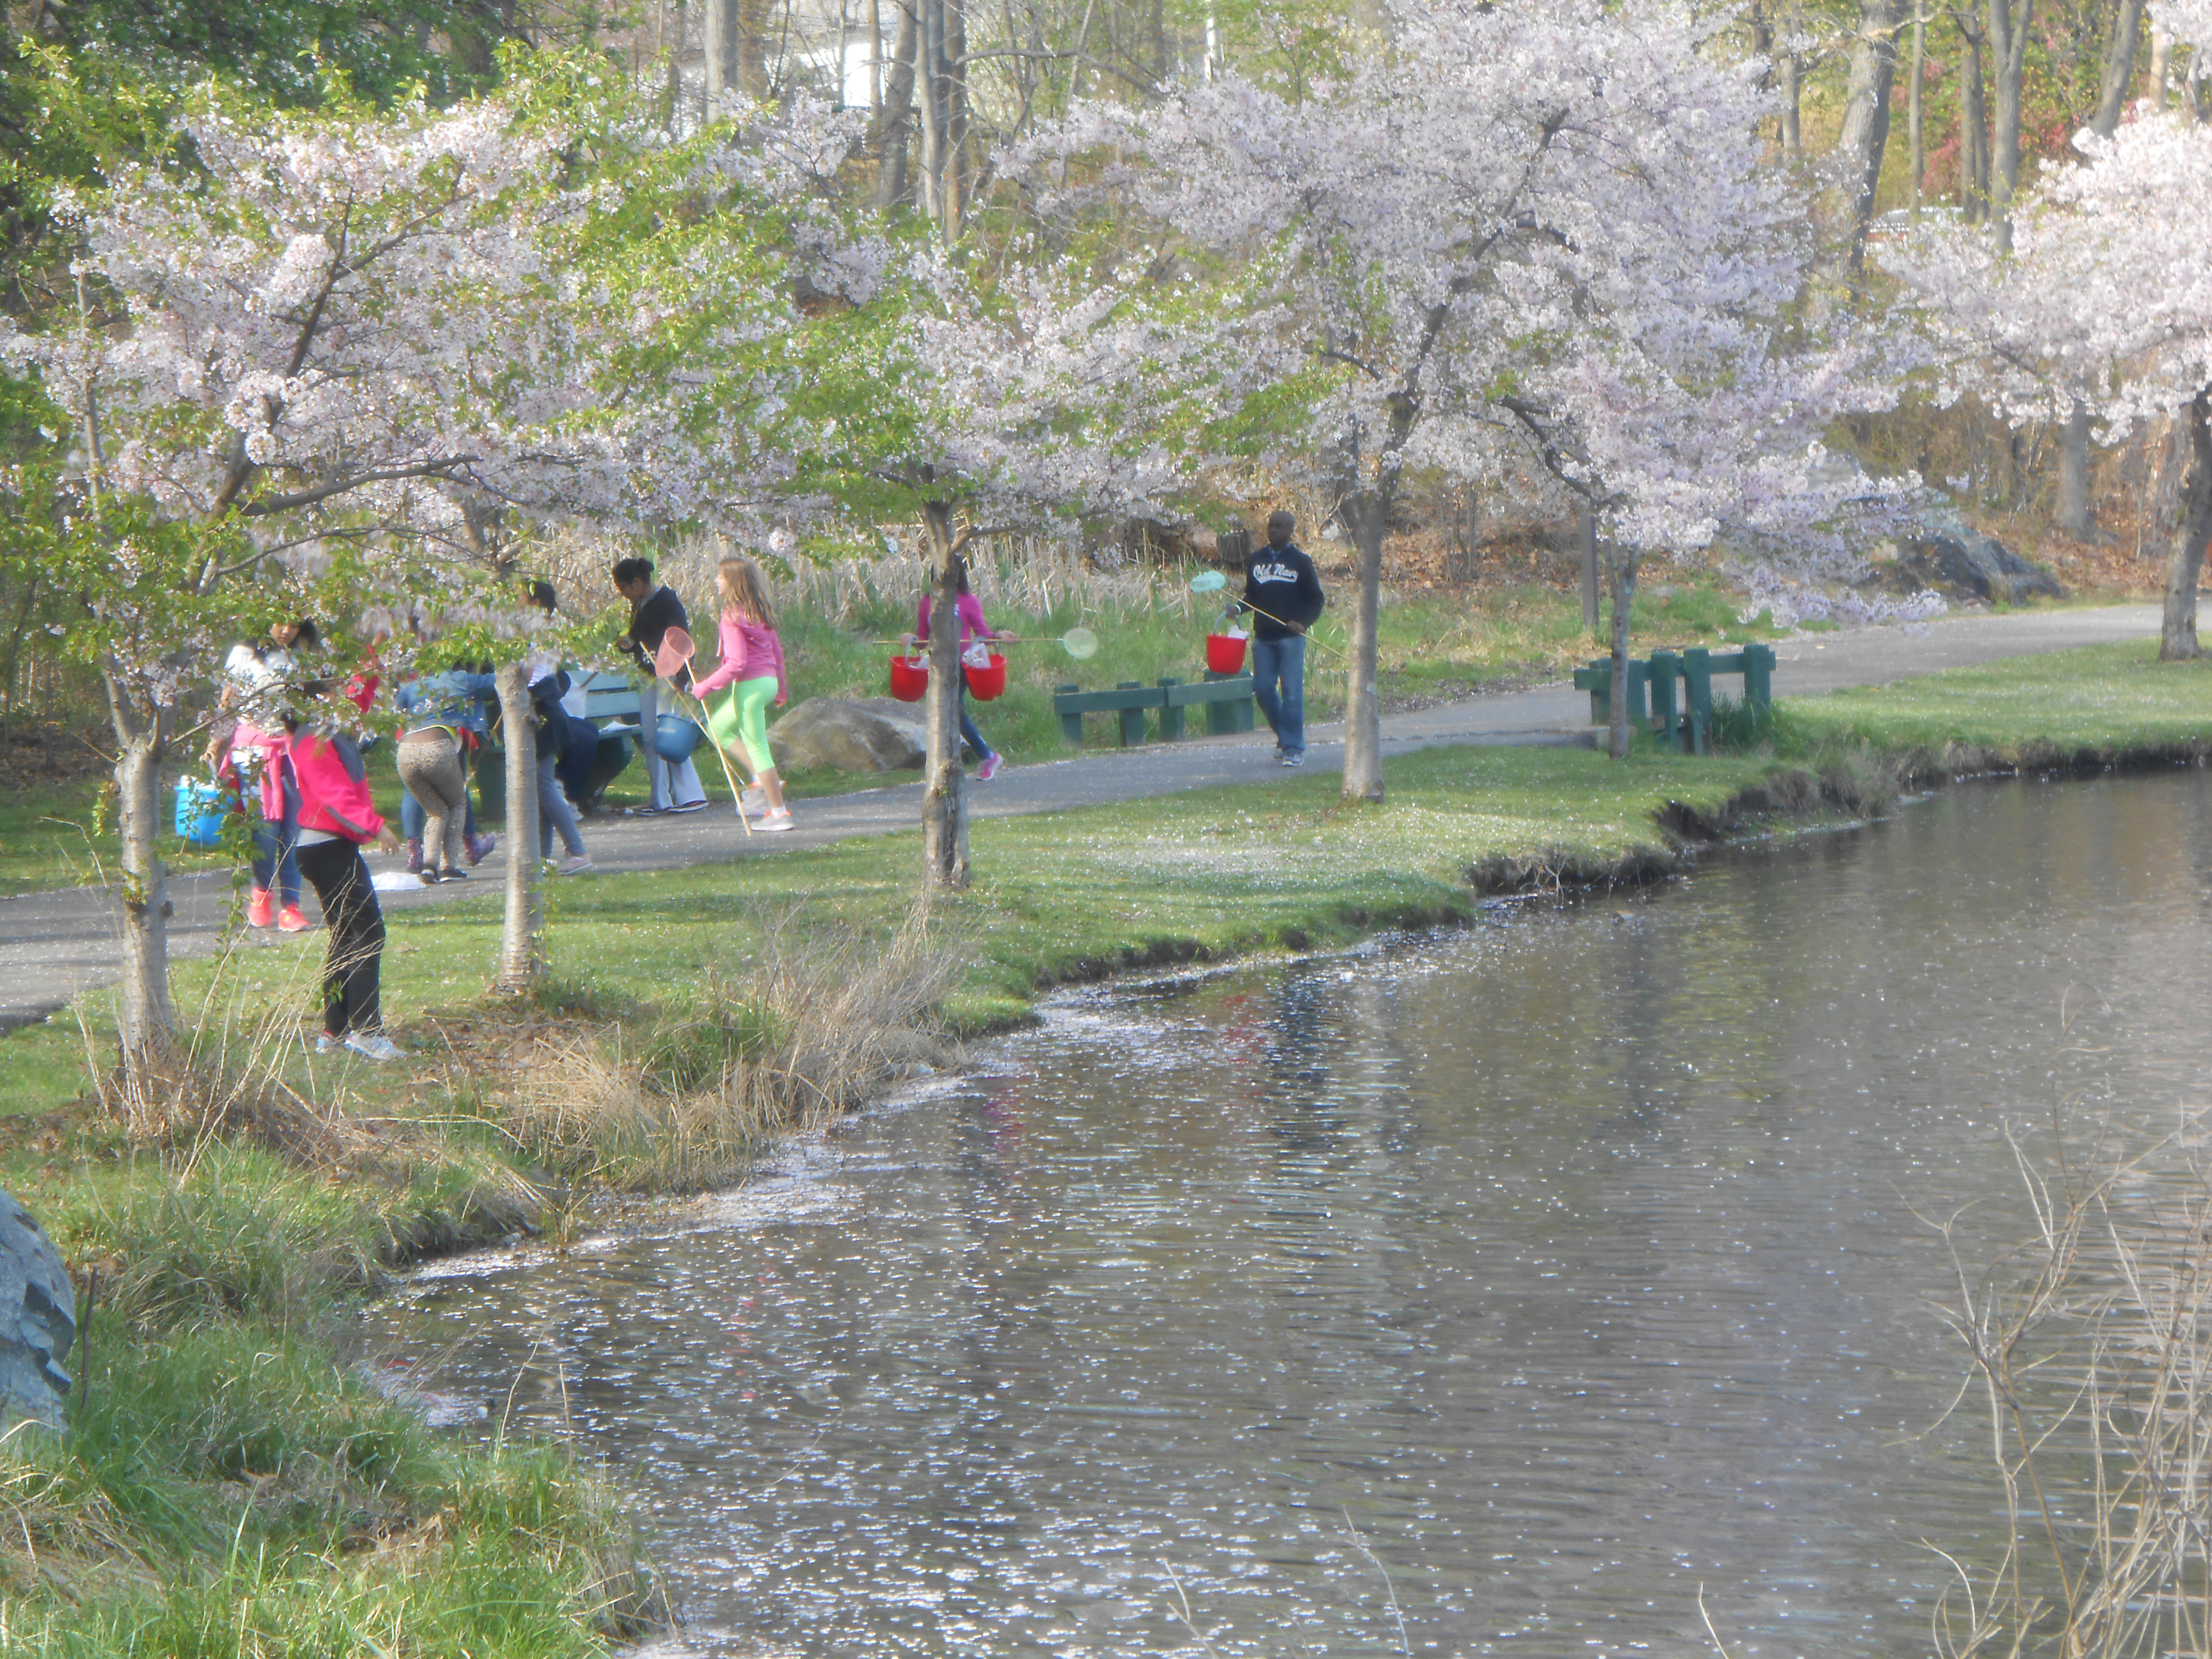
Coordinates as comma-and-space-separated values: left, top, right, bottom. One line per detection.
692, 611, 788, 700
917, 593, 991, 645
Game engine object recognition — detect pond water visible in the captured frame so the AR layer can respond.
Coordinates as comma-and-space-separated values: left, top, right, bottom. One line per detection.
363, 769, 2212, 1658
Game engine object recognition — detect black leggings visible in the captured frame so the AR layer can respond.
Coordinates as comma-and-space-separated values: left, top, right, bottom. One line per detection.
296, 839, 385, 1038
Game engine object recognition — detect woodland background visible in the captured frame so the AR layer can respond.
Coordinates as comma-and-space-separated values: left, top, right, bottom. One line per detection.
0, 0, 2185, 751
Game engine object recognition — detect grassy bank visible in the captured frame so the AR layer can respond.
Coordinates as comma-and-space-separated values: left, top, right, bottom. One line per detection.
3, 636, 2206, 1652
1, 1133, 664, 1656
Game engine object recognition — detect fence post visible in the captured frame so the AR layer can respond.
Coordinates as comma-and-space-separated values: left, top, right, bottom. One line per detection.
1743, 643, 1775, 712
1117, 683, 1148, 746
1058, 685, 1084, 746
1647, 649, 1679, 746
1206, 668, 1253, 732
1157, 677, 1186, 741
1623, 658, 1651, 729
1682, 647, 1713, 755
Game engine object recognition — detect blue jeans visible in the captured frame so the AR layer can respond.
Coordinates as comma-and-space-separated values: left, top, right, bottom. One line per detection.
536, 751, 584, 858
252, 767, 301, 906
1251, 634, 1306, 757
958, 681, 995, 764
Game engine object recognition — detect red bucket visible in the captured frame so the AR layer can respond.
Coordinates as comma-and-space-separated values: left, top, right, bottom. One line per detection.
962, 653, 1008, 701
889, 655, 928, 702
1205, 633, 1249, 674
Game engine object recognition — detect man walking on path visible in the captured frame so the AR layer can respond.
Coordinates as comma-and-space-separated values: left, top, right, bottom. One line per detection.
1230, 510, 1326, 767
613, 557, 709, 816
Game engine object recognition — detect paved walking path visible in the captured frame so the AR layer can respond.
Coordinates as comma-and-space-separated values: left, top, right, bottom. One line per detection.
0, 604, 2163, 1033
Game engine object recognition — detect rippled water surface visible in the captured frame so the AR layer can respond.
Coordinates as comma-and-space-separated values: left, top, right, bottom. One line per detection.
365, 772, 2212, 1657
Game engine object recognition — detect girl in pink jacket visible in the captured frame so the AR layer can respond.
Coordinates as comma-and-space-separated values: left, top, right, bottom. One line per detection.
287, 704, 403, 1061
694, 555, 794, 830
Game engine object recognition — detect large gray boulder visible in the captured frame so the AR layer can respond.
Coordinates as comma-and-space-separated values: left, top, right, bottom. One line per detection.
1897, 526, 2065, 604
0, 1190, 74, 1433
768, 697, 929, 773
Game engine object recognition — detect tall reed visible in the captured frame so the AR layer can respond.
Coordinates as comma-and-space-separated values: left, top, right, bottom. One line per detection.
1925, 1094, 2212, 1658
509, 902, 961, 1191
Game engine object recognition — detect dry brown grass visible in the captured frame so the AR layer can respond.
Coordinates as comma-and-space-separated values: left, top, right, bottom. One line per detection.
508, 903, 961, 1191
0, 1433, 163, 1605
1923, 1060, 2212, 1657
86, 933, 383, 1168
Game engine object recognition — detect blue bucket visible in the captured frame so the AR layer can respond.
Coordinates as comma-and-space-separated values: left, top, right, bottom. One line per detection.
174, 778, 228, 849
653, 712, 704, 763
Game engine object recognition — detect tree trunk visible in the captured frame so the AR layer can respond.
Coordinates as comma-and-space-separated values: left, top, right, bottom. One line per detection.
1340, 494, 1386, 804
1959, 12, 1989, 221
111, 714, 176, 1074
918, 498, 970, 889
703, 0, 771, 102
1834, 0, 1909, 275
875, 0, 918, 207
917, 0, 945, 225
2059, 402, 2093, 536
2150, 22, 2171, 109
870, 0, 883, 114
1781, 50, 1803, 156
944, 0, 970, 234
2162, 390, 2212, 661
1909, 9, 1925, 213
705, 0, 738, 103
2094, 0, 2145, 136
494, 663, 544, 991
1605, 547, 1641, 760
1986, 0, 2033, 251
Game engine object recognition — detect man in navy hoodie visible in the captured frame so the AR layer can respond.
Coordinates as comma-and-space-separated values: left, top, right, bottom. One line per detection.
1229, 510, 1326, 766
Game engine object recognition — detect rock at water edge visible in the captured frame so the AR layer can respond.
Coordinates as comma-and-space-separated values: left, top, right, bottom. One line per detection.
0, 1190, 74, 1433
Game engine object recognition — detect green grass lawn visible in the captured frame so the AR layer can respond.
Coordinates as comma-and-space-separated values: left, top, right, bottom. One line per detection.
1774, 638, 2212, 756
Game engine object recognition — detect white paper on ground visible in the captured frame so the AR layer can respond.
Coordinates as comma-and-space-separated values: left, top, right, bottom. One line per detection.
371, 870, 423, 892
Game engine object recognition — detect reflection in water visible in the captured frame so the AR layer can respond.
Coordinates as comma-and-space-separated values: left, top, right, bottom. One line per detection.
366, 771, 2212, 1657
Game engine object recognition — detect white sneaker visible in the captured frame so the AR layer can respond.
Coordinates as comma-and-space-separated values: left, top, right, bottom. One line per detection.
314, 1033, 338, 1055
344, 1033, 402, 1063
756, 809, 795, 832
560, 854, 595, 874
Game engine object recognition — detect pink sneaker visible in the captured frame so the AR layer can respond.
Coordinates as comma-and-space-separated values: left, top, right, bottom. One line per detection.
977, 753, 1004, 781
246, 887, 274, 928
277, 904, 310, 933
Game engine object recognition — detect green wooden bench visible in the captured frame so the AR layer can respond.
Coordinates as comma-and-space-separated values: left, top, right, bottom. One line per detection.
1054, 671, 1255, 746
1572, 643, 1776, 755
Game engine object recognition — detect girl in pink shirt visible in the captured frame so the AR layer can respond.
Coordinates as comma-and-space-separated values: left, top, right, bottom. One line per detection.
693, 555, 794, 829
907, 556, 1015, 780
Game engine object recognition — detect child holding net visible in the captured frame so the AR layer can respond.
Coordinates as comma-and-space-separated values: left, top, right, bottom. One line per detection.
692, 554, 794, 831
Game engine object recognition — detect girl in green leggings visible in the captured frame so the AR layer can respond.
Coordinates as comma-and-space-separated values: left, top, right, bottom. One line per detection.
693, 555, 793, 830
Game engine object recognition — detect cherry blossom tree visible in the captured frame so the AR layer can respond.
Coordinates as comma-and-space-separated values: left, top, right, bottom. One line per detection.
2, 86, 590, 1068
1882, 105, 2212, 660
1023, 0, 1897, 775
0, 67, 861, 1067
796, 249, 1237, 888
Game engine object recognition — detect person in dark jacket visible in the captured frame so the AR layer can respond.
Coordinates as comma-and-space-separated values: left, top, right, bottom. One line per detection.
613, 556, 708, 815
1228, 510, 1326, 766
